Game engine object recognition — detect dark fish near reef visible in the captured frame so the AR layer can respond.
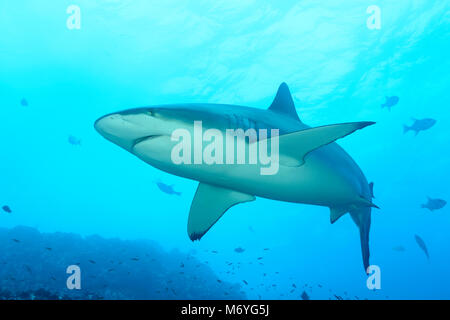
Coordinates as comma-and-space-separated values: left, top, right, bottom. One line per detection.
381, 96, 399, 111
403, 118, 436, 135
2, 205, 12, 213
234, 247, 245, 253
301, 291, 310, 300
156, 181, 181, 196
421, 197, 446, 211
414, 235, 429, 259
68, 135, 82, 146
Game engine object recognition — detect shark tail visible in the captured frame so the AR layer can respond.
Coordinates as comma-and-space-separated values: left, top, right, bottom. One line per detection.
350, 207, 371, 274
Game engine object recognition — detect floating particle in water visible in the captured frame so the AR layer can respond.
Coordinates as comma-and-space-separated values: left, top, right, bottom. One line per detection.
20, 98, 28, 106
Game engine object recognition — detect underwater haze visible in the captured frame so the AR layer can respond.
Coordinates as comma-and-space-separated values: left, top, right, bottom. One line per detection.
1, 0, 449, 300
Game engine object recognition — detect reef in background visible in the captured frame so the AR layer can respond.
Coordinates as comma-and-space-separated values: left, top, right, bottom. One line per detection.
0, 226, 246, 300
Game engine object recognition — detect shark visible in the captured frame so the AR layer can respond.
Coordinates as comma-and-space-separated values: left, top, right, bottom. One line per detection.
94, 83, 377, 272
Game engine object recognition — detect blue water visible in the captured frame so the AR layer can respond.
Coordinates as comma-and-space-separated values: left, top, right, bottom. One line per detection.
1, 1, 449, 299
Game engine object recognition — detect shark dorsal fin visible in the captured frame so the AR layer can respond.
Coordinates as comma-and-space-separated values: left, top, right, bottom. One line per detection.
269, 83, 301, 122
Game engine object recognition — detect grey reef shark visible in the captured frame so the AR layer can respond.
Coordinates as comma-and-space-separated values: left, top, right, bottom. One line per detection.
95, 83, 377, 272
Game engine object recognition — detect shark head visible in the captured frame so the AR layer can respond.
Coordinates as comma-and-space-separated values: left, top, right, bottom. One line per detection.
94, 107, 186, 152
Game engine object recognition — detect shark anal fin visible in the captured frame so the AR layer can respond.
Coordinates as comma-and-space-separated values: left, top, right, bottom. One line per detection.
268, 83, 301, 122
188, 183, 255, 241
330, 207, 348, 224
276, 121, 375, 167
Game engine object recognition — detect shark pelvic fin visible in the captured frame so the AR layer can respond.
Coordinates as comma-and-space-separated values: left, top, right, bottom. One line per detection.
188, 183, 255, 241
330, 207, 348, 224
268, 83, 301, 122
276, 121, 375, 166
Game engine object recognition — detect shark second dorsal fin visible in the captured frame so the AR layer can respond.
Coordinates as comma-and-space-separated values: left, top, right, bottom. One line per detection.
188, 183, 255, 241
269, 83, 301, 122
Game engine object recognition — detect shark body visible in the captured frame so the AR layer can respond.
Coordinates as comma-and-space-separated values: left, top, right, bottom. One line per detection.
95, 83, 376, 272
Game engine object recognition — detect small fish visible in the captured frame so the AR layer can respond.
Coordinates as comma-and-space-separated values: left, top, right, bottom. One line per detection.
88, 260, 96, 264
156, 181, 181, 196
211, 250, 218, 254
234, 247, 245, 253
20, 98, 28, 106
107, 268, 115, 272
257, 257, 263, 260
217, 280, 222, 283
45, 247, 52, 251
263, 248, 270, 251
301, 291, 310, 300
12, 239, 20, 243
242, 280, 248, 285
68, 135, 82, 146
334, 294, 343, 300
422, 197, 446, 211
414, 234, 430, 260
392, 245, 406, 252
381, 96, 399, 111
180, 263, 184, 268
403, 118, 436, 135
131, 257, 139, 261
292, 283, 297, 288
2, 205, 12, 213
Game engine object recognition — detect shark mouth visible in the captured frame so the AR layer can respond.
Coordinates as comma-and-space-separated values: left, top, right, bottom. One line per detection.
132, 135, 163, 148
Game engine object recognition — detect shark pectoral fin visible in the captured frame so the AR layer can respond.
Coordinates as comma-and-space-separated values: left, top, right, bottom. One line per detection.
188, 183, 255, 241
277, 122, 375, 166
330, 207, 348, 224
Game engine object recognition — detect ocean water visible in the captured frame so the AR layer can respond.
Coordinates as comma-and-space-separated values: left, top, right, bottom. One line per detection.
0, 0, 449, 300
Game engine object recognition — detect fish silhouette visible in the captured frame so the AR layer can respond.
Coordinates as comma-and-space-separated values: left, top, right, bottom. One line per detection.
414, 235, 429, 260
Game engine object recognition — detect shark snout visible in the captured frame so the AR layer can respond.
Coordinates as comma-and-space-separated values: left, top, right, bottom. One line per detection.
94, 113, 141, 151
94, 110, 166, 151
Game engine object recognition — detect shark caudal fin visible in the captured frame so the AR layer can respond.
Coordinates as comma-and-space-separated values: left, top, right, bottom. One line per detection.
350, 207, 372, 273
